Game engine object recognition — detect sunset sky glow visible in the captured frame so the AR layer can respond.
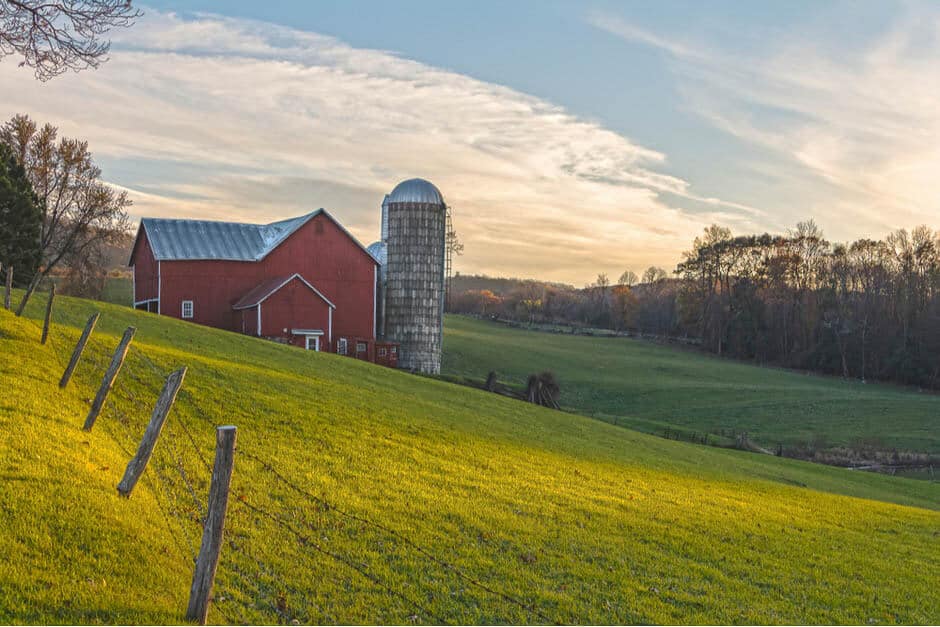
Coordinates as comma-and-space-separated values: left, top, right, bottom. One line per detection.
3, 1, 939, 284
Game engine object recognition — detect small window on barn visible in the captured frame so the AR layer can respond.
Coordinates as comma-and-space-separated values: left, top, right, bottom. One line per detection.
181, 300, 194, 319
356, 342, 367, 353
378, 347, 387, 357
337, 338, 348, 355
391, 346, 397, 355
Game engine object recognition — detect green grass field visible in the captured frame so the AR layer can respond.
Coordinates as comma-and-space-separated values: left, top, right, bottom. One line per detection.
101, 276, 133, 306
2, 295, 939, 624
442, 316, 940, 455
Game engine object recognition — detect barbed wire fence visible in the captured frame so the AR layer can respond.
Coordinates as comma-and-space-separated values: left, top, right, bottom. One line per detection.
6, 289, 562, 625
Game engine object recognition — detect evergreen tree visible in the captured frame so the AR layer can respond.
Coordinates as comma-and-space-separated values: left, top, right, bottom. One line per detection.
0, 142, 42, 286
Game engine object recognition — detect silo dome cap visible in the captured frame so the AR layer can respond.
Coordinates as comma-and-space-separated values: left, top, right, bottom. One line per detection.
388, 178, 444, 205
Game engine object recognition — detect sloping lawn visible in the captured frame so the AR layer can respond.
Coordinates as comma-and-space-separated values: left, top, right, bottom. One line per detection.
1, 295, 938, 624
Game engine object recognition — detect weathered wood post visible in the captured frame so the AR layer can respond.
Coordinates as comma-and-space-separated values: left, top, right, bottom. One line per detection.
526, 374, 539, 404
484, 370, 497, 392
186, 425, 237, 625
40, 284, 55, 344
59, 312, 100, 388
3, 265, 10, 311
83, 327, 136, 431
117, 367, 187, 497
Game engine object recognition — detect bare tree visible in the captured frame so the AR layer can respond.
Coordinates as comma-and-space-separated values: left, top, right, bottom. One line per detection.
0, 0, 141, 80
642, 266, 667, 284
443, 209, 463, 311
617, 269, 638, 286
1, 113, 130, 314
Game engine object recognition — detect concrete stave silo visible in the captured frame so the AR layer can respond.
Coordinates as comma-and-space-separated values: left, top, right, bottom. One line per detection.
383, 178, 446, 374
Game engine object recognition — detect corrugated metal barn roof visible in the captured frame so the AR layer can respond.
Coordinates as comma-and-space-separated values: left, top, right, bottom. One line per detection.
141, 211, 319, 261
141, 211, 318, 261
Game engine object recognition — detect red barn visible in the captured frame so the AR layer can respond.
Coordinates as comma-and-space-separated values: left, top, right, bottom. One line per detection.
129, 209, 382, 356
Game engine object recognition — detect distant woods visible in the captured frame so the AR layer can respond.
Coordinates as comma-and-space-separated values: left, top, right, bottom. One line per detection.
449, 220, 940, 390
676, 220, 940, 388
448, 267, 677, 337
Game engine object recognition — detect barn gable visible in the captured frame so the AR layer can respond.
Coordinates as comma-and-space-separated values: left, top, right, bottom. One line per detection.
232, 273, 336, 310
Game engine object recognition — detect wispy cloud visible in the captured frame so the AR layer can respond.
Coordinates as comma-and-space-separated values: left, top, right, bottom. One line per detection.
589, 6, 940, 238
0, 10, 759, 283
585, 11, 704, 60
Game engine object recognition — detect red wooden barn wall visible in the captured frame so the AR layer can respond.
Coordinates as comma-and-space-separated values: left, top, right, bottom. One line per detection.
258, 279, 333, 347
132, 212, 376, 347
130, 233, 159, 303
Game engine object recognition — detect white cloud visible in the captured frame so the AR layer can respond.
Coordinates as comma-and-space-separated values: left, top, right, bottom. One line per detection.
0, 10, 760, 283
589, 6, 940, 241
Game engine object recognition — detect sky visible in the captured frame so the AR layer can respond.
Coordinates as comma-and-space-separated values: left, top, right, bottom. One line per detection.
2, 1, 939, 285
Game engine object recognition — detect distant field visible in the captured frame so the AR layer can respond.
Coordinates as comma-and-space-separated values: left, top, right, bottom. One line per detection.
442, 315, 940, 455
43, 275, 133, 306
102, 276, 133, 305
2, 292, 937, 623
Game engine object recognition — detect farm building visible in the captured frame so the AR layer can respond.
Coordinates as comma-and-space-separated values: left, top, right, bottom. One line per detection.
129, 208, 394, 364
130, 177, 447, 371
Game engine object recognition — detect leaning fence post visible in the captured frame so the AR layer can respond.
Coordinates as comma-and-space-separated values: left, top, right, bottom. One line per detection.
3, 265, 10, 311
40, 284, 55, 344
186, 425, 237, 625
83, 327, 136, 431
117, 367, 187, 497
59, 312, 100, 388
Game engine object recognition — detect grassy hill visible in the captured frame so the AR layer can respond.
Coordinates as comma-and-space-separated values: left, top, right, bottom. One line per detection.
442, 315, 940, 456
2, 294, 939, 624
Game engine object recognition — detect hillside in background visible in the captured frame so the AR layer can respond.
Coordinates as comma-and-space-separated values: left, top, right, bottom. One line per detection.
449, 273, 575, 295
442, 316, 940, 463
1, 294, 938, 623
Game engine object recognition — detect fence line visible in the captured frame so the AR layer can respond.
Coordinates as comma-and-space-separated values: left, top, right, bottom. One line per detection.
17, 300, 561, 625
20, 303, 234, 622
238, 449, 558, 624
83, 326, 136, 431
103, 399, 200, 565
60, 312, 100, 388
118, 367, 187, 497
126, 341, 558, 624
187, 425, 237, 625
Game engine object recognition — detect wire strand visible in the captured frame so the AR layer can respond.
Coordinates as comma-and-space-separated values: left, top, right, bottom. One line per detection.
237, 499, 450, 625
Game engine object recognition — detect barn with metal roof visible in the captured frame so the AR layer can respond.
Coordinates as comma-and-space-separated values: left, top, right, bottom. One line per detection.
129, 208, 382, 358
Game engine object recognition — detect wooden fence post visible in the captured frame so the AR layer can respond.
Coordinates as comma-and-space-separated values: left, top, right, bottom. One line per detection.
484, 370, 497, 392
59, 312, 100, 388
83, 327, 136, 431
117, 367, 187, 497
186, 425, 237, 625
40, 284, 55, 344
3, 265, 10, 311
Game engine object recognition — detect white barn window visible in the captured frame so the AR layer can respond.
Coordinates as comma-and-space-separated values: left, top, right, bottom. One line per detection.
181, 300, 194, 319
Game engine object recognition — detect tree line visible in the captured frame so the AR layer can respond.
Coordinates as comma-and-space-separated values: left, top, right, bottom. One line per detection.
449, 220, 940, 389
676, 220, 940, 388
0, 113, 131, 308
